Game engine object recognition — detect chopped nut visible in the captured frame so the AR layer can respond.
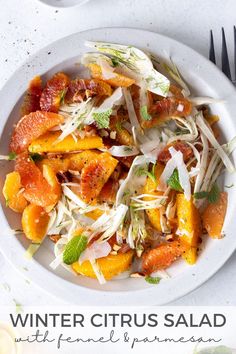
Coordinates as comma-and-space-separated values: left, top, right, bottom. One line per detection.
110, 251, 117, 255
166, 234, 174, 241
49, 234, 61, 243
136, 248, 144, 257
110, 131, 117, 139
130, 272, 144, 278
99, 129, 109, 137
113, 244, 121, 251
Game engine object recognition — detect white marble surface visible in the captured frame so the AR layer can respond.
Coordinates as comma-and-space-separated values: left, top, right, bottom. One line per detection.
0, 0, 236, 307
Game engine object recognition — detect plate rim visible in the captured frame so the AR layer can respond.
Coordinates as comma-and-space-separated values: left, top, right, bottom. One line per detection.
0, 26, 236, 305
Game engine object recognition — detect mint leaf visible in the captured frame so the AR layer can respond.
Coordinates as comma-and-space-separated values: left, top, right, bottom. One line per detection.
136, 164, 156, 184
145, 276, 161, 285
63, 234, 88, 265
208, 183, 220, 204
167, 169, 182, 192
140, 105, 152, 121
194, 184, 220, 203
194, 191, 209, 200
29, 153, 44, 162
93, 108, 112, 129
8, 152, 17, 161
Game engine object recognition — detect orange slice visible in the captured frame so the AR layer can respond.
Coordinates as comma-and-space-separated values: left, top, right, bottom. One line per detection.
87, 63, 135, 87
202, 192, 228, 238
22, 204, 49, 243
80, 152, 118, 203
72, 250, 134, 280
3, 171, 28, 213
29, 131, 103, 153
142, 240, 186, 274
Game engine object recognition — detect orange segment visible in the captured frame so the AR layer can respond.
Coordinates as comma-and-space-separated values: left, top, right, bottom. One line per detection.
10, 111, 64, 153
142, 240, 186, 274
72, 250, 134, 280
15, 153, 61, 207
42, 164, 61, 207
37, 157, 70, 173
87, 63, 135, 87
68, 150, 100, 171
22, 204, 50, 243
143, 163, 164, 232
85, 209, 104, 220
29, 131, 103, 153
176, 194, 201, 265
2, 171, 28, 213
202, 192, 228, 239
40, 72, 70, 112
80, 152, 118, 203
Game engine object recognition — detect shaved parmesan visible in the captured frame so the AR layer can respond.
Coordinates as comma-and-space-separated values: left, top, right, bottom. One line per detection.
196, 112, 235, 173
79, 241, 111, 264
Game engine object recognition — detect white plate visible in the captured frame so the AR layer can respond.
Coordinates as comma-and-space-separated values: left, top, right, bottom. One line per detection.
37, 0, 90, 8
0, 28, 236, 306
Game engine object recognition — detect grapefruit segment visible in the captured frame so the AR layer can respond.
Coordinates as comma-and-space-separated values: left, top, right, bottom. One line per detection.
10, 111, 64, 153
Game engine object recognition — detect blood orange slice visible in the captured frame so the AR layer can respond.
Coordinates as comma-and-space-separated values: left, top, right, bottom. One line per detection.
15, 153, 60, 207
40, 72, 69, 112
20, 76, 42, 117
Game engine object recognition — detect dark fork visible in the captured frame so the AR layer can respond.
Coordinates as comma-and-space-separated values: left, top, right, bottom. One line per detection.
209, 27, 236, 85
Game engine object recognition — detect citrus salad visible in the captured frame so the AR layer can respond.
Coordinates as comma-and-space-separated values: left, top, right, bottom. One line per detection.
1, 41, 236, 284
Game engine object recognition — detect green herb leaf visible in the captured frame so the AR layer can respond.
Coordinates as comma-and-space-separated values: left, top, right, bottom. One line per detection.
5, 197, 9, 207
13, 299, 23, 314
140, 105, 152, 121
207, 183, 220, 204
194, 191, 209, 200
63, 234, 88, 265
111, 57, 119, 67
136, 165, 156, 184
93, 108, 112, 129
167, 169, 182, 192
29, 153, 44, 162
59, 89, 67, 105
8, 152, 17, 161
115, 121, 123, 132
145, 276, 161, 285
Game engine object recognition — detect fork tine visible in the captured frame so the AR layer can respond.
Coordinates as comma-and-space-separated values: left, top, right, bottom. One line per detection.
234, 25, 236, 81
221, 27, 232, 80
209, 30, 216, 63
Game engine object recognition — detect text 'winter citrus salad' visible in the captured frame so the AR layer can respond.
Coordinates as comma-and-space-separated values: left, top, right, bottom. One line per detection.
1, 41, 236, 285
